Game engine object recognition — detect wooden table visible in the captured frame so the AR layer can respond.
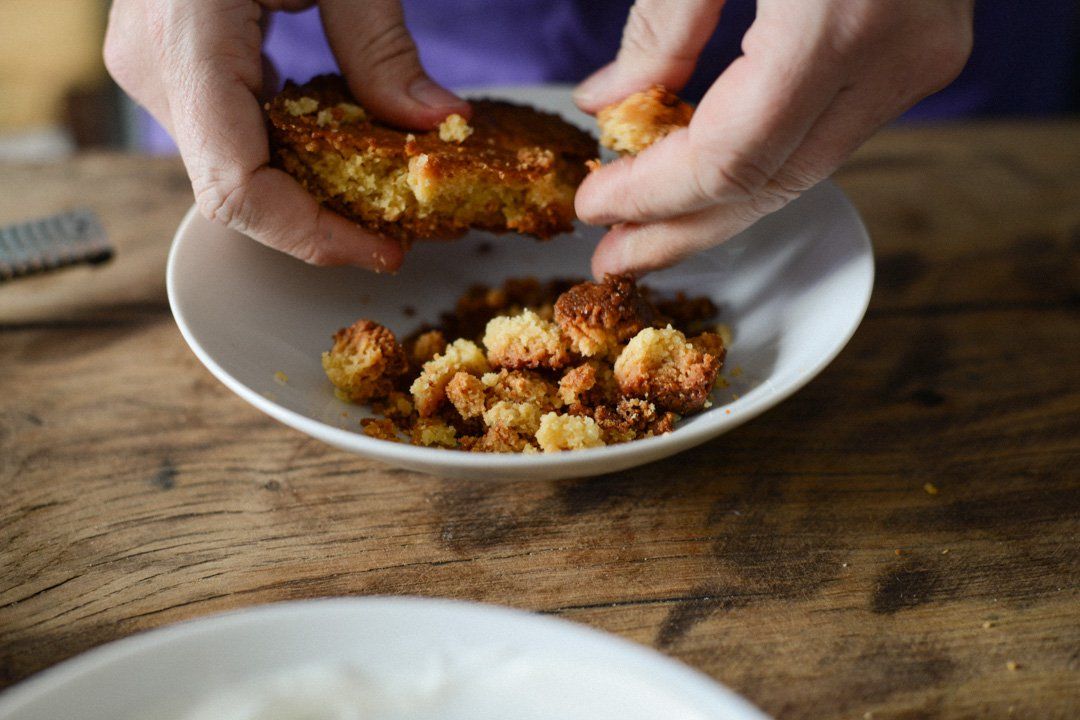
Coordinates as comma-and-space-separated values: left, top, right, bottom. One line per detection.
1, 123, 1077, 719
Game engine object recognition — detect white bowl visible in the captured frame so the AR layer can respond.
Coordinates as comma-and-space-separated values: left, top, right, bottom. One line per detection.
0, 598, 770, 720
166, 85, 873, 480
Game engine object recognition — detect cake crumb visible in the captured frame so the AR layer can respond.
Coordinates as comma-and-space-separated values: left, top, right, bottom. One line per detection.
535, 412, 605, 453
274, 371, 289, 385
924, 482, 940, 495
411, 418, 457, 448
323, 319, 408, 403
483, 309, 570, 370
284, 96, 319, 116
410, 339, 489, 416
982, 621, 994, 629
1006, 660, 1020, 672
361, 418, 400, 441
614, 325, 720, 414
438, 113, 474, 143
714, 323, 733, 347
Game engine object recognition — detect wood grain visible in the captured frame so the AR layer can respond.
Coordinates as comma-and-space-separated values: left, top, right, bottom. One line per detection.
1, 125, 1078, 719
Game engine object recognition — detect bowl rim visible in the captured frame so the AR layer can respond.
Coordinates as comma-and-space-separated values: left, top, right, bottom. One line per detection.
0, 597, 771, 720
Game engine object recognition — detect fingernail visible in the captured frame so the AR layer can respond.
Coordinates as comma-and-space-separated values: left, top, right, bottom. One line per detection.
408, 77, 466, 110
573, 63, 616, 107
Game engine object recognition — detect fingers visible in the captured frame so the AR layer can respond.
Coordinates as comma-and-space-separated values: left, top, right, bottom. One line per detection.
583, 0, 978, 277
576, 35, 845, 227
591, 203, 761, 278
212, 166, 405, 270
589, 87, 896, 278
163, 1, 402, 270
319, 0, 469, 129
103, 0, 174, 135
574, 0, 724, 113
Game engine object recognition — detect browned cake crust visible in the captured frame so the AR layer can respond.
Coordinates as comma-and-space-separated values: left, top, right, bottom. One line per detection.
596, 85, 694, 155
266, 75, 598, 241
554, 274, 654, 359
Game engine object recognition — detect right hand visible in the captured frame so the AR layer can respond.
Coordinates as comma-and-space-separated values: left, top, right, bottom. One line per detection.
104, 0, 469, 271
573, 0, 973, 277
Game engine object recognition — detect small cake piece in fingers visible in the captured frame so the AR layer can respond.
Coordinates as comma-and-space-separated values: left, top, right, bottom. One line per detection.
596, 85, 694, 155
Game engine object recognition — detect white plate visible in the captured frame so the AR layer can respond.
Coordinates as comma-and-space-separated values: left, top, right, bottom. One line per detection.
166, 85, 873, 480
0, 597, 771, 720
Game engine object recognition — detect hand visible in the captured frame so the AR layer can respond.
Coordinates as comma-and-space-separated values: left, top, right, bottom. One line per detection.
104, 0, 469, 271
574, 0, 974, 277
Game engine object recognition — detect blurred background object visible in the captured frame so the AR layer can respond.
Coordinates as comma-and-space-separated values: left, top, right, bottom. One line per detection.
0, 0, 125, 161
0, 208, 112, 281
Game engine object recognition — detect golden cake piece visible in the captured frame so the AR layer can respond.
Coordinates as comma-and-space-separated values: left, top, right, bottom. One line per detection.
482, 309, 571, 370
688, 331, 728, 367
535, 412, 606, 453
557, 360, 619, 410
406, 329, 447, 369
322, 320, 408, 403
361, 417, 401, 441
481, 369, 562, 409
410, 339, 490, 417
596, 85, 694, 155
410, 417, 458, 448
446, 371, 487, 419
554, 275, 653, 359
266, 75, 599, 241
613, 326, 721, 414
446, 368, 561, 436
483, 401, 544, 435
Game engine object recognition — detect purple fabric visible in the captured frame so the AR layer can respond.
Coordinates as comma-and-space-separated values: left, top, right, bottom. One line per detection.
903, 0, 1078, 121
138, 0, 1078, 153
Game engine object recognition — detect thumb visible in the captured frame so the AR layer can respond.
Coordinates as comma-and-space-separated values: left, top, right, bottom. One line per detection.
319, 0, 469, 129
574, 0, 725, 113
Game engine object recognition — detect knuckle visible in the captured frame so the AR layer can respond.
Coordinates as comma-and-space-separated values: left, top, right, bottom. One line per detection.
828, 3, 897, 56
773, 159, 822, 196
363, 21, 419, 73
619, 3, 696, 65
285, 207, 338, 267
287, 241, 330, 266
101, 34, 127, 83
621, 5, 663, 56
103, 23, 140, 89
747, 184, 796, 217
921, 33, 972, 88
695, 151, 773, 202
625, 188, 653, 222
193, 172, 252, 232
836, 3, 973, 89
